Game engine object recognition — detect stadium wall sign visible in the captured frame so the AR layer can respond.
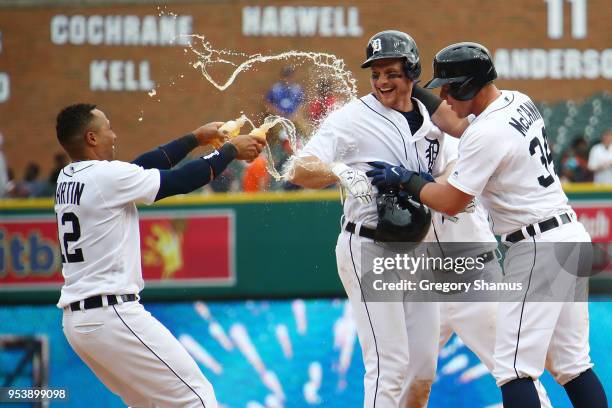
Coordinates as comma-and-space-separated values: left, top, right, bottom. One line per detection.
0, 209, 235, 290
50, 14, 193, 46
495, 48, 612, 80
494, 0, 611, 80
242, 6, 363, 37
0, 72, 8, 103
50, 14, 195, 92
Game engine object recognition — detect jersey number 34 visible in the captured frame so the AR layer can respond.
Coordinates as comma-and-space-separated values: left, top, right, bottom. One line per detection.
529, 127, 556, 188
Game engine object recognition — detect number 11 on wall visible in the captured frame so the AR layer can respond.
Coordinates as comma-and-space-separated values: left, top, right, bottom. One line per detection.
545, 0, 587, 39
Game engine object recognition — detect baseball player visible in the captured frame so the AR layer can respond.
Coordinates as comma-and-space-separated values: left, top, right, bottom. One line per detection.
290, 30, 467, 407
368, 43, 608, 407
400, 136, 553, 408
54, 103, 264, 407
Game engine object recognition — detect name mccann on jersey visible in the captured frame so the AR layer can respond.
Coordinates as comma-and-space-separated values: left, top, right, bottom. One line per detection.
55, 181, 85, 205
508, 99, 543, 137
372, 279, 524, 293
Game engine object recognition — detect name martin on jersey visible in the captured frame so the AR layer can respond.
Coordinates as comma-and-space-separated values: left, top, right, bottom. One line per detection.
55, 181, 85, 205
508, 99, 543, 137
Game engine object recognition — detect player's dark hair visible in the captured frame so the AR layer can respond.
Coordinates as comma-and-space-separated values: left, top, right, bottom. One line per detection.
56, 103, 97, 148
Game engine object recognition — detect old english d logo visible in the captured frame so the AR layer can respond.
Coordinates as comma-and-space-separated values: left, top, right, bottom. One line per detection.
372, 38, 382, 53
425, 138, 440, 173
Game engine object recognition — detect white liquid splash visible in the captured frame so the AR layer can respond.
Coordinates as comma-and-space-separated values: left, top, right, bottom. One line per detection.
187, 35, 357, 101
185, 35, 358, 181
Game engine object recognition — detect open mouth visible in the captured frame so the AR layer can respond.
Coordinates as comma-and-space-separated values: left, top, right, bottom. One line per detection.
378, 87, 395, 96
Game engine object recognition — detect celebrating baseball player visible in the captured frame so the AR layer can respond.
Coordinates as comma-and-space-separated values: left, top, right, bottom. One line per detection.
400, 136, 553, 408
368, 43, 608, 407
290, 30, 467, 407
54, 103, 265, 407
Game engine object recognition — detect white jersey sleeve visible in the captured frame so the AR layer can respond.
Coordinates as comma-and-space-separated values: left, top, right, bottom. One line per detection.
448, 125, 510, 196
97, 161, 160, 206
298, 109, 348, 164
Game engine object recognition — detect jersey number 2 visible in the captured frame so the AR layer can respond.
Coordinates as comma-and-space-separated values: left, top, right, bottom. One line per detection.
59, 212, 84, 263
529, 127, 555, 188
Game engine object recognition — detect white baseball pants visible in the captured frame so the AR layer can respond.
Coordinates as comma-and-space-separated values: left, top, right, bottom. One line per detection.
336, 230, 440, 408
62, 300, 217, 408
493, 221, 594, 386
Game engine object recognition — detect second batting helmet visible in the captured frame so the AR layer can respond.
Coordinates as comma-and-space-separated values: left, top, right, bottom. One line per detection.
374, 191, 431, 243
361, 30, 421, 80
424, 42, 497, 101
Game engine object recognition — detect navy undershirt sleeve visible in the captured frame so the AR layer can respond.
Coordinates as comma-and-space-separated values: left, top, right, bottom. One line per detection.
412, 86, 443, 116
154, 143, 237, 201
132, 134, 199, 170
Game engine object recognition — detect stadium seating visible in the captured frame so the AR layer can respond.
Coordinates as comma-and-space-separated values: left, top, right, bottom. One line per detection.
537, 92, 612, 161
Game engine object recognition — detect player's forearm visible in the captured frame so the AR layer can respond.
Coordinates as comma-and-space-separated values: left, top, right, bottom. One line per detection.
412, 87, 468, 138
430, 102, 469, 138
419, 182, 472, 216
155, 143, 236, 200
290, 157, 338, 189
132, 134, 199, 170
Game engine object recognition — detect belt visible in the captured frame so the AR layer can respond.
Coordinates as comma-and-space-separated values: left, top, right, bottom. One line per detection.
69, 294, 137, 311
345, 221, 377, 240
478, 250, 497, 264
504, 213, 572, 243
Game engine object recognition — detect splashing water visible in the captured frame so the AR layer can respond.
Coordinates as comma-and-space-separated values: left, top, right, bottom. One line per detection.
187, 35, 357, 101
223, 113, 297, 181
259, 115, 297, 180
185, 35, 358, 181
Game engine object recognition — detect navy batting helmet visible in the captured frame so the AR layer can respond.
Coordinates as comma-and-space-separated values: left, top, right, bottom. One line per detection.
375, 192, 431, 243
361, 30, 421, 80
424, 42, 497, 101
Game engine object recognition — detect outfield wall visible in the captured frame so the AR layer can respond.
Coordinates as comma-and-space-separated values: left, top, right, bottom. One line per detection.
1, 187, 612, 304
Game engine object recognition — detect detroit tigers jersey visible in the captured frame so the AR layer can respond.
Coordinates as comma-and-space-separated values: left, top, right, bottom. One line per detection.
448, 90, 571, 235
428, 135, 497, 245
300, 93, 450, 227
55, 160, 160, 308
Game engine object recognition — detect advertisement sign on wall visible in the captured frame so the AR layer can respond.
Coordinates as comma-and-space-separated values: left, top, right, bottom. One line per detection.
0, 210, 235, 290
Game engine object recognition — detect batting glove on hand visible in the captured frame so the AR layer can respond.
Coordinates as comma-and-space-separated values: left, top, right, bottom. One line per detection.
331, 163, 373, 204
366, 161, 416, 191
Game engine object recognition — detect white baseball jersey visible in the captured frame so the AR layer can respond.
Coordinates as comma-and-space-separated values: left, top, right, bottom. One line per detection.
55, 160, 160, 308
428, 135, 497, 245
302, 93, 449, 407
448, 90, 571, 235
300, 93, 451, 227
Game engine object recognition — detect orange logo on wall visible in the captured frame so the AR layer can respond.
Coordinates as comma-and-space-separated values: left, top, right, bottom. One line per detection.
143, 220, 186, 280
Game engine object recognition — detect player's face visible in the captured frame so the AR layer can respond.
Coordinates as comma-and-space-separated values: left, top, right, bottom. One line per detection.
440, 85, 472, 118
370, 59, 412, 111
90, 109, 117, 160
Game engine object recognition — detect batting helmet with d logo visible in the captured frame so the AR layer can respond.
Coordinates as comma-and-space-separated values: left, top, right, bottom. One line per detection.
361, 30, 421, 80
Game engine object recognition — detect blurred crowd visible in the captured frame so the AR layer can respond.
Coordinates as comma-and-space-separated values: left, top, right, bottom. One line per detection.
0, 136, 70, 199
0, 65, 339, 199
1, 70, 611, 199
558, 129, 612, 184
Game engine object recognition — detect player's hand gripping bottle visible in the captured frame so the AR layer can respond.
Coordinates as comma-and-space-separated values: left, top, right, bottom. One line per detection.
213, 115, 248, 148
